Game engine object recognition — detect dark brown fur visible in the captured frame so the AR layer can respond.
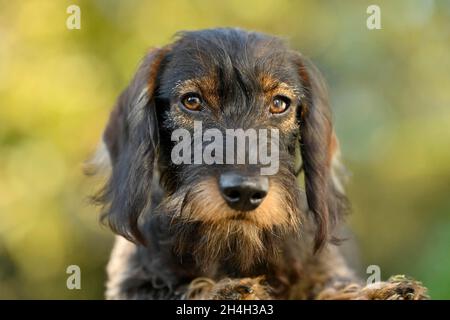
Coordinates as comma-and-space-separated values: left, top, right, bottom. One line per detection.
90, 28, 427, 300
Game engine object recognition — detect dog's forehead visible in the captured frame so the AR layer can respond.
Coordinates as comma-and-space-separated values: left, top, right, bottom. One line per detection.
158, 29, 301, 97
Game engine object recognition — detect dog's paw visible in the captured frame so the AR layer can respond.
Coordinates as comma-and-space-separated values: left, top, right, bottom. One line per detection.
316, 275, 429, 300
209, 277, 272, 300
185, 276, 272, 300
361, 275, 429, 300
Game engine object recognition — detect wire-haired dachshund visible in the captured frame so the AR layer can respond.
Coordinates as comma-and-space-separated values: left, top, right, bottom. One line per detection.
89, 28, 427, 300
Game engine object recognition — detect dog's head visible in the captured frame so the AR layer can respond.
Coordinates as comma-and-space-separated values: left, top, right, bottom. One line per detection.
94, 28, 346, 270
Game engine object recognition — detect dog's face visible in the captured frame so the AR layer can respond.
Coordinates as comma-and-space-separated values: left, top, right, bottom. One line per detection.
97, 29, 346, 270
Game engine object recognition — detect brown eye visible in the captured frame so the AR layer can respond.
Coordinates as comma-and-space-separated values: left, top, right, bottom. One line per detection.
270, 95, 291, 114
181, 93, 202, 111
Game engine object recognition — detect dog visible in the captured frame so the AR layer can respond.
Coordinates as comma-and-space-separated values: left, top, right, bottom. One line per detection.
90, 28, 427, 299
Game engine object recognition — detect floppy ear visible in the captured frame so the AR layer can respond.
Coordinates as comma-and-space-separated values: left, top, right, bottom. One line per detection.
99, 48, 168, 245
294, 54, 348, 251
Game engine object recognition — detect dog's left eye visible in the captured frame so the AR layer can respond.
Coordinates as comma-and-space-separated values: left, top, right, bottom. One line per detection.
180, 93, 203, 111
270, 95, 291, 114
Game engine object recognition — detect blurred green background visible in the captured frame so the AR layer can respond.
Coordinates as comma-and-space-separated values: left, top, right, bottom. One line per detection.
0, 0, 449, 299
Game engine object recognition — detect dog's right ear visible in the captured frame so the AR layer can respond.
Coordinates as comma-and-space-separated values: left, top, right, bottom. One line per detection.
98, 47, 168, 245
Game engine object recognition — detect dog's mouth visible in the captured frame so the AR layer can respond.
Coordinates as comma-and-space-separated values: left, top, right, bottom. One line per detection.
229, 212, 249, 220
227, 211, 273, 225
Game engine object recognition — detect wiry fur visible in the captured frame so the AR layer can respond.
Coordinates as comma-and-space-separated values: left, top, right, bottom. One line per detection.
90, 28, 427, 300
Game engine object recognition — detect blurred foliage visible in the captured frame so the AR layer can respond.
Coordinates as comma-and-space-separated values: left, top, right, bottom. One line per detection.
0, 0, 449, 299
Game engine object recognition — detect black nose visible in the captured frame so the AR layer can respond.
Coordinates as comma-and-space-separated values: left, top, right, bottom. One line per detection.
219, 172, 269, 211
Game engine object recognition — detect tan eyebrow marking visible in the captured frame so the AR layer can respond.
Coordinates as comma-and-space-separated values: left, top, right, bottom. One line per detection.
172, 76, 219, 109
172, 79, 198, 95
257, 74, 299, 131
259, 74, 300, 99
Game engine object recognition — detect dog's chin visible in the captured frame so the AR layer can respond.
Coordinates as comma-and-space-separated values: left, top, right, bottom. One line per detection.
172, 217, 294, 272
163, 178, 301, 271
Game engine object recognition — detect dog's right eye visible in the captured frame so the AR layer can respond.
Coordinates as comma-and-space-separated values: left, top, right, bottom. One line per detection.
180, 93, 202, 111
270, 95, 291, 114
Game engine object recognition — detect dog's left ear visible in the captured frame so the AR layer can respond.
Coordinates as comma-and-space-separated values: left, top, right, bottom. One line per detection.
99, 47, 169, 245
293, 53, 348, 251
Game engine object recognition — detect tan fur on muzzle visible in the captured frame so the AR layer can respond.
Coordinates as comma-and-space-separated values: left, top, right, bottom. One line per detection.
164, 177, 300, 270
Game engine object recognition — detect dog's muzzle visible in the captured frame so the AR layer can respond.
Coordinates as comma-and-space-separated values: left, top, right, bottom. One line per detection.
218, 172, 269, 211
